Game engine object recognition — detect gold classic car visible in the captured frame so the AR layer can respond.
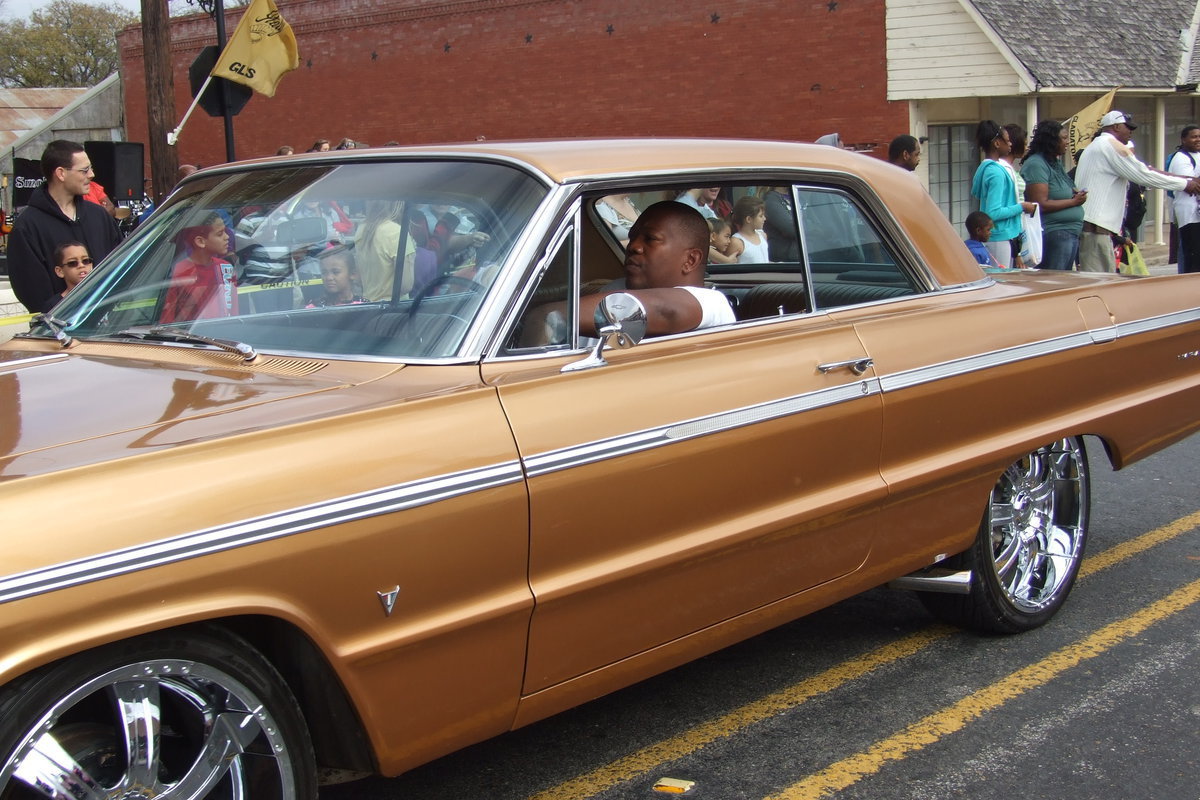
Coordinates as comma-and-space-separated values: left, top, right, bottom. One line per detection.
2, 139, 1199, 798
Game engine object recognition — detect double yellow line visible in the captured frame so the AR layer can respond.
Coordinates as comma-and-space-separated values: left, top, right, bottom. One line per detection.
532, 509, 1200, 800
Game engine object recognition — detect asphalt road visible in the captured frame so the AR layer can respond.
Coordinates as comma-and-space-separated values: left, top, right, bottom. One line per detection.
322, 432, 1200, 800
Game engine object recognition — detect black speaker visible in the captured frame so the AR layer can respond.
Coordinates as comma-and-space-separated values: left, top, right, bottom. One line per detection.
84, 141, 145, 202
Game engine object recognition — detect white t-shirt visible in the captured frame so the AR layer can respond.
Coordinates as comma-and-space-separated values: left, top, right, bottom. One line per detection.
678, 286, 736, 328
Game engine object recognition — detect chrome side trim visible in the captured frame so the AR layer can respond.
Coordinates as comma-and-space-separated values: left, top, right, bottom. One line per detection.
0, 461, 524, 606
882, 308, 1200, 394
0, 353, 69, 372
524, 378, 880, 478
888, 568, 973, 594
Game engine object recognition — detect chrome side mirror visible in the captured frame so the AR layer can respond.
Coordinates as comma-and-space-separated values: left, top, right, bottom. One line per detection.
562, 292, 647, 372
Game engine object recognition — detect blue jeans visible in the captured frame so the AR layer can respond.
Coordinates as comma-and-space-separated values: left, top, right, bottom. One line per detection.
1038, 229, 1080, 270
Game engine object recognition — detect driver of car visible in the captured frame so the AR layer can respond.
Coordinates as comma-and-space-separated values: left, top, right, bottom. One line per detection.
579, 200, 735, 337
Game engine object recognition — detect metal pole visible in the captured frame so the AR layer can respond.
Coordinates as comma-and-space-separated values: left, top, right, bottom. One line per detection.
214, 0, 236, 163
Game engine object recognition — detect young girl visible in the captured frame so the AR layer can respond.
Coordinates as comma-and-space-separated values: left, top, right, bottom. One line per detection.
306, 246, 365, 307
161, 211, 236, 323
728, 195, 770, 264
50, 241, 93, 307
707, 218, 738, 264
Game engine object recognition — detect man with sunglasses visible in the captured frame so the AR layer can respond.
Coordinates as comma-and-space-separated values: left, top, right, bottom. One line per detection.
7, 140, 122, 313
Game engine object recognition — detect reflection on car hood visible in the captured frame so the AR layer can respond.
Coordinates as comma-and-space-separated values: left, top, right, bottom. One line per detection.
0, 345, 402, 480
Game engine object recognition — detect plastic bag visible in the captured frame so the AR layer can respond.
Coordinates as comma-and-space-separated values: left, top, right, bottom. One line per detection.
1019, 206, 1043, 266
1120, 241, 1149, 276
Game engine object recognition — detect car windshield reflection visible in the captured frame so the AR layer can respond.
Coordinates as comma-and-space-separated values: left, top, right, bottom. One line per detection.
38, 160, 547, 359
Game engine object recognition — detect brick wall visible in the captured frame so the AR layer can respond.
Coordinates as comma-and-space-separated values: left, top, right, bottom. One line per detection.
120, 0, 907, 170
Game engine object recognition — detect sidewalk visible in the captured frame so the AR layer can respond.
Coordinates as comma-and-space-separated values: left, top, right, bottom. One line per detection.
0, 243, 1181, 345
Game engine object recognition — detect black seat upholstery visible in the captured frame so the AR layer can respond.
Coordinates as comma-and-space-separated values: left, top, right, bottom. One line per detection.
736, 283, 809, 320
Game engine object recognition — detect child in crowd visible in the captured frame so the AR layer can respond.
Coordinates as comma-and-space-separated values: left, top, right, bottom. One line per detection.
306, 245, 365, 307
707, 218, 738, 264
161, 211, 237, 323
48, 241, 93, 308
728, 195, 770, 264
964, 210, 1003, 268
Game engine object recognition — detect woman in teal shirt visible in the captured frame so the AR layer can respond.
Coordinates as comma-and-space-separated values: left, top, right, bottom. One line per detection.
1020, 120, 1088, 270
971, 120, 1036, 267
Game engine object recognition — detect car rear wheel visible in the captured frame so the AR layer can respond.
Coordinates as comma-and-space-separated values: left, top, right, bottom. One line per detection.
0, 626, 316, 799
921, 437, 1090, 633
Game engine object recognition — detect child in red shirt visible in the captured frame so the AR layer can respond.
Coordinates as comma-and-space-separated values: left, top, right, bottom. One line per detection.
161, 212, 237, 323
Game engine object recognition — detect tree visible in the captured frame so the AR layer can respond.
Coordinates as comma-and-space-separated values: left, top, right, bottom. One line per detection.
0, 1, 139, 88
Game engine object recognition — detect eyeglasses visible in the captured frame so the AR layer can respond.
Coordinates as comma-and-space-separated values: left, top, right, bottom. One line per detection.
60, 258, 93, 268
68, 165, 95, 174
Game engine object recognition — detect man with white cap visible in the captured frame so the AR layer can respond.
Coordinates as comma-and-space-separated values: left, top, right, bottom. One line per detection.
1074, 110, 1200, 272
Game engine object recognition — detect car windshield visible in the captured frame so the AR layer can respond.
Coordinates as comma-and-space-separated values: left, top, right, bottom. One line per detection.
34, 159, 547, 359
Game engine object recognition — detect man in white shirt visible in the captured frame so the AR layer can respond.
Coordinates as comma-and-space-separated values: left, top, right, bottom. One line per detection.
1167, 124, 1200, 273
1075, 110, 1200, 272
580, 201, 735, 336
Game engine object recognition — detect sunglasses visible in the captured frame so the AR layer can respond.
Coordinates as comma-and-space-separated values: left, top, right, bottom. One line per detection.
60, 257, 94, 268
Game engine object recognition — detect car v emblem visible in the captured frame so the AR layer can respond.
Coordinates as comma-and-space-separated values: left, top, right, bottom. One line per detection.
377, 586, 400, 617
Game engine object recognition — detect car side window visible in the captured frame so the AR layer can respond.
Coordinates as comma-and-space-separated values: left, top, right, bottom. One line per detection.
797, 187, 919, 310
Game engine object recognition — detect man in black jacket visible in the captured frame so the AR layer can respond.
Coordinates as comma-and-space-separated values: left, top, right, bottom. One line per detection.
7, 140, 122, 313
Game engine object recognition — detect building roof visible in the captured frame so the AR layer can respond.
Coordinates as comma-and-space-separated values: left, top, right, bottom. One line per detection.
0, 88, 90, 149
968, 0, 1199, 90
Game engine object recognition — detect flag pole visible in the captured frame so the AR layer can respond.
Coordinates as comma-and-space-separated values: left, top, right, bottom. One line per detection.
167, 74, 213, 146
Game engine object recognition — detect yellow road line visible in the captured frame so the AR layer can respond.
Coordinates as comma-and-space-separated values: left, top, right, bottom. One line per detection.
530, 511, 1199, 800
766, 576, 1200, 800
1077, 508, 1200, 578
527, 628, 954, 800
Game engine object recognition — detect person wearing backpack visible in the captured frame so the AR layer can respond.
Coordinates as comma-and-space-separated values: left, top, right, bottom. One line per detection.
1167, 124, 1200, 273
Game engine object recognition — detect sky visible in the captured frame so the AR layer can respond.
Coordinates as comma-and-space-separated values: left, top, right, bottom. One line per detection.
2, 0, 147, 20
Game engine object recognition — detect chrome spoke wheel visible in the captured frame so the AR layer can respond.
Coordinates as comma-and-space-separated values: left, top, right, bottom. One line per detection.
917, 436, 1090, 633
0, 629, 314, 799
986, 438, 1088, 613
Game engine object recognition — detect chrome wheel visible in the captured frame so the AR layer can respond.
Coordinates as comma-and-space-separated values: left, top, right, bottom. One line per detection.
986, 437, 1089, 613
0, 629, 315, 799
918, 436, 1090, 633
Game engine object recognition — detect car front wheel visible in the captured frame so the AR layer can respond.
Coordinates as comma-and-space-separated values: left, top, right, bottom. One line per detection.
0, 625, 316, 799
921, 436, 1090, 633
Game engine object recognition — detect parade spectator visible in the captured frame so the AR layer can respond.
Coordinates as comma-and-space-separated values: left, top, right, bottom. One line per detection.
1003, 124, 1030, 267
674, 188, 719, 219
161, 212, 236, 323
728, 195, 770, 264
970, 121, 1035, 268
7, 140, 122, 313
1021, 120, 1087, 270
1075, 110, 1200, 272
707, 217, 737, 264
276, 145, 294, 156
763, 186, 800, 262
1167, 124, 1200, 273
305, 245, 365, 307
46, 242, 93, 309
308, 139, 331, 152
964, 211, 1001, 267
888, 135, 921, 171
355, 200, 419, 301
596, 194, 640, 246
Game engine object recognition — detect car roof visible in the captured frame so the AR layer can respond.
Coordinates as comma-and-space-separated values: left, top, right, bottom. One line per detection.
234, 138, 877, 184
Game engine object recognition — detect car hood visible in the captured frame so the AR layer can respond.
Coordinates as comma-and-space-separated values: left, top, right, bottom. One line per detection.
0, 342, 410, 480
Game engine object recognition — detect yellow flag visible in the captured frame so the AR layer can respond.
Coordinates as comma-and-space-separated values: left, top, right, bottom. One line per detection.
210, 0, 300, 98
1064, 88, 1119, 158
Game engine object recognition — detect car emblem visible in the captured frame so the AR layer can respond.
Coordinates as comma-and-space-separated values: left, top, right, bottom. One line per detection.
377, 586, 400, 617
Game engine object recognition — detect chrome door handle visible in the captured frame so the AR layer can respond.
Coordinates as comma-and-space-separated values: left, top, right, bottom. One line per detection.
816, 357, 874, 375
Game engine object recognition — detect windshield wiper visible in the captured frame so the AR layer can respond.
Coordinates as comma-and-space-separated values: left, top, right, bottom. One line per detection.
109, 326, 259, 363
31, 314, 76, 348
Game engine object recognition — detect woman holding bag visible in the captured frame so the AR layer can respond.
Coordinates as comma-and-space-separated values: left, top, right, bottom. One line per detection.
1021, 120, 1088, 270
971, 120, 1036, 268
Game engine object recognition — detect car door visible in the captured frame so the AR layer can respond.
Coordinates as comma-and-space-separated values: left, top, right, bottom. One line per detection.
481, 195, 887, 694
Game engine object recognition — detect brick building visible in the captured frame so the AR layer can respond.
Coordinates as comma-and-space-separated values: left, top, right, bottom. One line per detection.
118, 0, 909, 169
